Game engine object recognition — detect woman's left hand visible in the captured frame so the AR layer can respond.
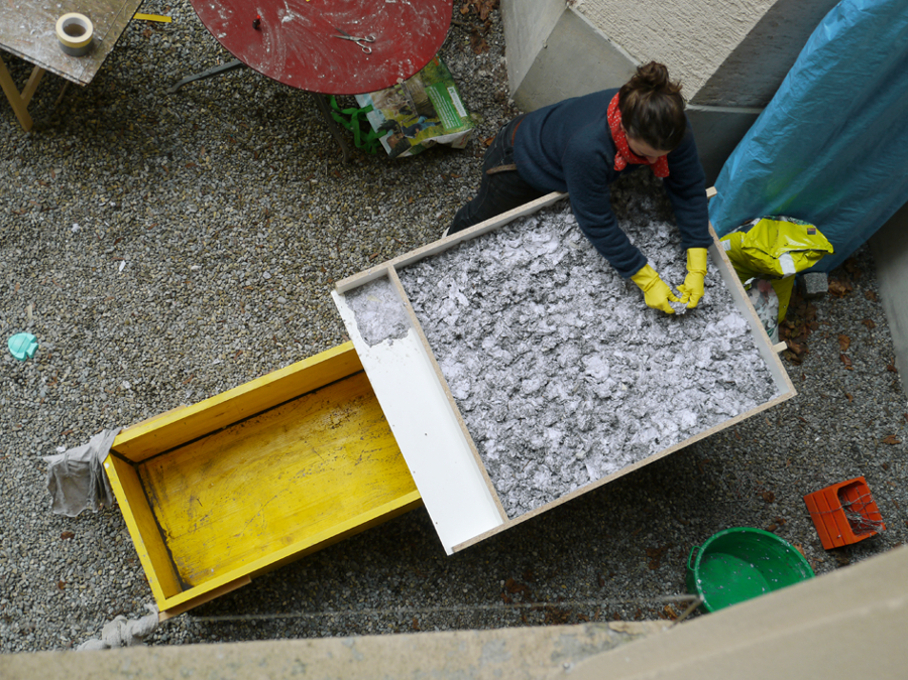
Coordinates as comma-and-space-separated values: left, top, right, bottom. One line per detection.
678, 248, 708, 308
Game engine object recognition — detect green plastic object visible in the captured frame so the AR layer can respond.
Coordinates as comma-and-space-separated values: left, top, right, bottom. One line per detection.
327, 96, 386, 154
686, 528, 814, 613
8, 332, 38, 361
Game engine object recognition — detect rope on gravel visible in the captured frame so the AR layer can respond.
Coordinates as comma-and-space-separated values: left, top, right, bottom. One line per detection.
77, 605, 161, 650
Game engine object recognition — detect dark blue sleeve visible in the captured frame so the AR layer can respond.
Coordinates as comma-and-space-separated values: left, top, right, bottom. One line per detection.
663, 128, 713, 251
562, 128, 648, 279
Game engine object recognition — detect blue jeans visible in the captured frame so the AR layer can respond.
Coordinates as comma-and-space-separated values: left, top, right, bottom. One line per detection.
449, 115, 545, 234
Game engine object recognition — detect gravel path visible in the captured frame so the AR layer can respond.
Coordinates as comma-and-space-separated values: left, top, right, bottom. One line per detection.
2, 1, 906, 653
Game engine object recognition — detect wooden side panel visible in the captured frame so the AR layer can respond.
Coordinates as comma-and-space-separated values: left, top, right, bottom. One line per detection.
155, 491, 421, 615
103, 455, 182, 601
386, 268, 508, 521
158, 577, 252, 622
113, 342, 362, 463
243, 491, 423, 580
708, 224, 796, 398
138, 371, 418, 587
335, 192, 568, 294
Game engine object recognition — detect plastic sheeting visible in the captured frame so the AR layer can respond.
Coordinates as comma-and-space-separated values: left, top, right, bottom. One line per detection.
709, 0, 908, 273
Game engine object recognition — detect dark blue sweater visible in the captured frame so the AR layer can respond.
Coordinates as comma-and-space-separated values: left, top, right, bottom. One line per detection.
513, 88, 712, 278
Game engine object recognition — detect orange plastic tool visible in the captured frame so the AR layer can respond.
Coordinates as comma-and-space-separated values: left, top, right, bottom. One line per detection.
803, 476, 885, 550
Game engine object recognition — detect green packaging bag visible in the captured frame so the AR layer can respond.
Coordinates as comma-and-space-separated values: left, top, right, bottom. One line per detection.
355, 56, 474, 159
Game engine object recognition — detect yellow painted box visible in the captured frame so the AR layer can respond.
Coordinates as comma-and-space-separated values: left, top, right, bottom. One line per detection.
104, 342, 420, 619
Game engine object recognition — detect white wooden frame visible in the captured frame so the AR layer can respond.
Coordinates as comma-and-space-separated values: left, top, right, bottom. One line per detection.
333, 191, 796, 554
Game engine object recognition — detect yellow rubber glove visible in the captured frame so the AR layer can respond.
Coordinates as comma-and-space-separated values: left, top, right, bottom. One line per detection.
678, 248, 708, 308
630, 264, 679, 314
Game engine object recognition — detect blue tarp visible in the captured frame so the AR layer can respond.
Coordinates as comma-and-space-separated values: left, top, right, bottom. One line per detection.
709, 0, 908, 273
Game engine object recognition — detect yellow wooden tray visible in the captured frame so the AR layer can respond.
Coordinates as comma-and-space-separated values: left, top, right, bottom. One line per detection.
104, 342, 420, 619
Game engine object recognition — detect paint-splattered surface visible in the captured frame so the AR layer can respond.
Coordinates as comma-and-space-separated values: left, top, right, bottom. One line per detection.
0, 0, 143, 84
192, 0, 452, 94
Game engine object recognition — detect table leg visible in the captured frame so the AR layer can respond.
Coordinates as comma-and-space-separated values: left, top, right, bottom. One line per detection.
312, 93, 352, 163
0, 53, 45, 132
167, 59, 246, 94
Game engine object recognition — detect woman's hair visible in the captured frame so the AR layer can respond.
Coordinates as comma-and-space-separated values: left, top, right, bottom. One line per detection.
618, 62, 686, 152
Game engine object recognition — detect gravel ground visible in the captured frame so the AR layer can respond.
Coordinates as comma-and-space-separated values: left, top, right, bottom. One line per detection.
2, 1, 907, 654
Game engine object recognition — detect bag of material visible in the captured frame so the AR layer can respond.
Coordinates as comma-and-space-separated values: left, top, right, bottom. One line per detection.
719, 216, 833, 321
355, 56, 474, 159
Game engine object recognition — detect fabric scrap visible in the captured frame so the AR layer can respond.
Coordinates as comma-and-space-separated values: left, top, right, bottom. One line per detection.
43, 428, 121, 517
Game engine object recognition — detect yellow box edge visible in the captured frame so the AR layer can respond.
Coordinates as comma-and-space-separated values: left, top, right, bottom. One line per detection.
154, 489, 423, 612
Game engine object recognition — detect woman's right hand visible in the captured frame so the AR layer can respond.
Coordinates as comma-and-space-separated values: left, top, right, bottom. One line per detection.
630, 264, 679, 314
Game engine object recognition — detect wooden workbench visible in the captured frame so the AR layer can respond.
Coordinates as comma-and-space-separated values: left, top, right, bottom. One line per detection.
0, 0, 143, 130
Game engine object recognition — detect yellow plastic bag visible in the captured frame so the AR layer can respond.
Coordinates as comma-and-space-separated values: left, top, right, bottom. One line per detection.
719, 216, 833, 321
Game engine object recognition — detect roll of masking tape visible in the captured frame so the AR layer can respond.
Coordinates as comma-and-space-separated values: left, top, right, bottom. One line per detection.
56, 13, 94, 56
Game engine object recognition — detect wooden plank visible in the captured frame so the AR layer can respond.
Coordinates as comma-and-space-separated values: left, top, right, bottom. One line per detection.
138, 370, 417, 587
335, 192, 567, 294
113, 342, 362, 463
242, 491, 423, 580
332, 284, 505, 555
708, 223, 796, 399
386, 268, 508, 521
103, 454, 182, 602
133, 13, 172, 23
20, 62, 43, 104
154, 491, 422, 614
0, 55, 40, 131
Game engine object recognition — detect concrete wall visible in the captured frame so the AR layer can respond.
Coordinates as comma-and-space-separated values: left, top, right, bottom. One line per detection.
499, 0, 564, 103
690, 0, 841, 107
503, 3, 638, 112
573, 0, 776, 99
871, 203, 908, 402
573, 543, 908, 679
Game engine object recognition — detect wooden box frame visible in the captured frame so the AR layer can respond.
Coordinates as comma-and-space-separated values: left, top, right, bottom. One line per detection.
104, 342, 421, 619
333, 191, 796, 555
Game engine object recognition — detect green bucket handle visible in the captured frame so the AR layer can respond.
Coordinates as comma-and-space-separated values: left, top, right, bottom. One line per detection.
687, 545, 701, 571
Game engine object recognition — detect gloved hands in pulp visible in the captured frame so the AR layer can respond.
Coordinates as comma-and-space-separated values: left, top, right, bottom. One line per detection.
630, 264, 680, 314
677, 248, 708, 309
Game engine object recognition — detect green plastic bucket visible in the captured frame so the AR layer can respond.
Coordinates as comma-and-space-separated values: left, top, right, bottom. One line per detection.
686, 528, 814, 612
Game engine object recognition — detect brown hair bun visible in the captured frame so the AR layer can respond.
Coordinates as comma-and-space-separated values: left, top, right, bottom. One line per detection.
618, 61, 686, 152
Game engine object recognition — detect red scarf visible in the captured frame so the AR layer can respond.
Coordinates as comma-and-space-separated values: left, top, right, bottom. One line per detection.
607, 93, 669, 178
